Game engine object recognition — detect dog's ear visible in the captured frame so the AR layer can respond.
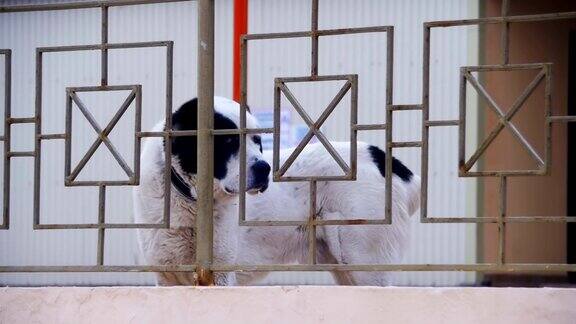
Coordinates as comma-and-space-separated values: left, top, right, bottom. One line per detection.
171, 98, 199, 176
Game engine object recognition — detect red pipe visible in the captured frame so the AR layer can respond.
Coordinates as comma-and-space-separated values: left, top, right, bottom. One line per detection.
233, 0, 248, 102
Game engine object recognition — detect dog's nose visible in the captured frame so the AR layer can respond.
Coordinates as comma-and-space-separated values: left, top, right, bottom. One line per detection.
251, 160, 271, 180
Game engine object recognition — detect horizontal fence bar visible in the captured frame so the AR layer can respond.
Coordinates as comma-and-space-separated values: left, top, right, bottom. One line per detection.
353, 124, 387, 131
212, 263, 576, 272
241, 219, 391, 227
273, 175, 353, 182
7, 151, 35, 157
39, 133, 66, 140
276, 75, 356, 83
0, 0, 192, 13
390, 105, 422, 111
38, 41, 172, 53
425, 11, 576, 28
459, 170, 545, 177
462, 63, 549, 72
425, 120, 460, 127
136, 128, 275, 138
0, 263, 573, 273
422, 216, 576, 223
548, 116, 576, 123
390, 141, 422, 148
66, 85, 136, 92
34, 223, 171, 230
64, 180, 136, 186
244, 26, 393, 41
7, 117, 35, 124
0, 265, 196, 272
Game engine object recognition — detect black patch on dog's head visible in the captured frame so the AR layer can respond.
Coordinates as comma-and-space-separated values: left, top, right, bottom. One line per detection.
170, 98, 239, 179
367, 145, 413, 182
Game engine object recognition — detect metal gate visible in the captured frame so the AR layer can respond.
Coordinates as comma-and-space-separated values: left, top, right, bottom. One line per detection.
0, 0, 575, 285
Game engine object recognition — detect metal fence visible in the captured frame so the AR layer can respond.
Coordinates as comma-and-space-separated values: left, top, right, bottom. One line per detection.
0, 0, 575, 285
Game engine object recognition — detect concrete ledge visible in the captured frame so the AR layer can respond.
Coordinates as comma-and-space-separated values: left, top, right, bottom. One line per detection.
1, 286, 575, 323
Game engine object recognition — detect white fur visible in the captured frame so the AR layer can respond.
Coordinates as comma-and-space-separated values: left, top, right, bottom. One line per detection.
134, 97, 420, 286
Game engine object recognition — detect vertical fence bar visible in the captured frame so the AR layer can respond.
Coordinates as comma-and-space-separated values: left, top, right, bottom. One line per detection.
497, 176, 507, 265
458, 67, 467, 172
196, 0, 215, 286
384, 27, 394, 223
101, 4, 109, 86
163, 42, 174, 228
2, 50, 11, 229
500, 0, 510, 65
239, 37, 248, 223
420, 26, 431, 222
97, 185, 106, 265
33, 49, 42, 228
308, 181, 317, 264
544, 64, 552, 174
310, 0, 319, 76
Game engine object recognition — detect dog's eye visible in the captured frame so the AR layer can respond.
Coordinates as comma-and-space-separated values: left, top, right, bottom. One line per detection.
252, 136, 262, 146
225, 137, 233, 144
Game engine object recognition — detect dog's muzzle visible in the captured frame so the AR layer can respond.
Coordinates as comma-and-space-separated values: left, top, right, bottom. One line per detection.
248, 160, 271, 193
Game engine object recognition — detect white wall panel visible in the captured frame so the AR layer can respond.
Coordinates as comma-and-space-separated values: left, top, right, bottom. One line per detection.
0, 0, 478, 286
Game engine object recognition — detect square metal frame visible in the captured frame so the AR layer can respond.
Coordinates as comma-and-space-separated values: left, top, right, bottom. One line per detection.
34, 41, 173, 231
64, 84, 142, 186
458, 64, 550, 178
273, 74, 358, 182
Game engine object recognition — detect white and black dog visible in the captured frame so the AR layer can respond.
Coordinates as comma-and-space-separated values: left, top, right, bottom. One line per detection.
134, 96, 420, 286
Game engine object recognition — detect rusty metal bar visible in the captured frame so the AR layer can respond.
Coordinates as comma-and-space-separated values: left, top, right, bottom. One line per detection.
544, 64, 553, 175
1, 50, 10, 230
420, 25, 431, 222
390, 141, 421, 148
34, 215, 576, 230
133, 85, 142, 183
310, 0, 319, 76
97, 185, 106, 265
425, 11, 576, 28
0, 263, 575, 273
32, 49, 43, 228
498, 176, 507, 265
36, 223, 173, 230
308, 181, 317, 264
548, 116, 576, 123
0, 265, 197, 272
384, 27, 394, 224
354, 124, 386, 131
210, 263, 576, 272
500, 0, 510, 65
7, 117, 35, 124
196, 0, 215, 286
0, 0, 191, 12
426, 120, 460, 127
7, 151, 35, 157
244, 26, 392, 41
101, 5, 109, 86
162, 41, 174, 229
391, 104, 421, 111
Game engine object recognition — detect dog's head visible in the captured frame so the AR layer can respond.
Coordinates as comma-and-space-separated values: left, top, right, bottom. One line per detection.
171, 96, 270, 196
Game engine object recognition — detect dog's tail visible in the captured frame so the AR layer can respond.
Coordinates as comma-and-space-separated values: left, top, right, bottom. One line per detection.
403, 174, 421, 216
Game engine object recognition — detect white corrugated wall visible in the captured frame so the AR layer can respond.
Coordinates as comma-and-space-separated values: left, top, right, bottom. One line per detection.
0, 0, 478, 286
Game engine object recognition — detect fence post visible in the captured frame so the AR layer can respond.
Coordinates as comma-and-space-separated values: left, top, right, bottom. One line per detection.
196, 0, 215, 285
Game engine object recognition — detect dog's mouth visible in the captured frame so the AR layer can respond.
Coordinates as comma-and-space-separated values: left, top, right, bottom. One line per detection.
224, 183, 268, 196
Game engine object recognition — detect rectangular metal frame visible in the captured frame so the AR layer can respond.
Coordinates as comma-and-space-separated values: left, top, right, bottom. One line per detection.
1, 0, 576, 279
